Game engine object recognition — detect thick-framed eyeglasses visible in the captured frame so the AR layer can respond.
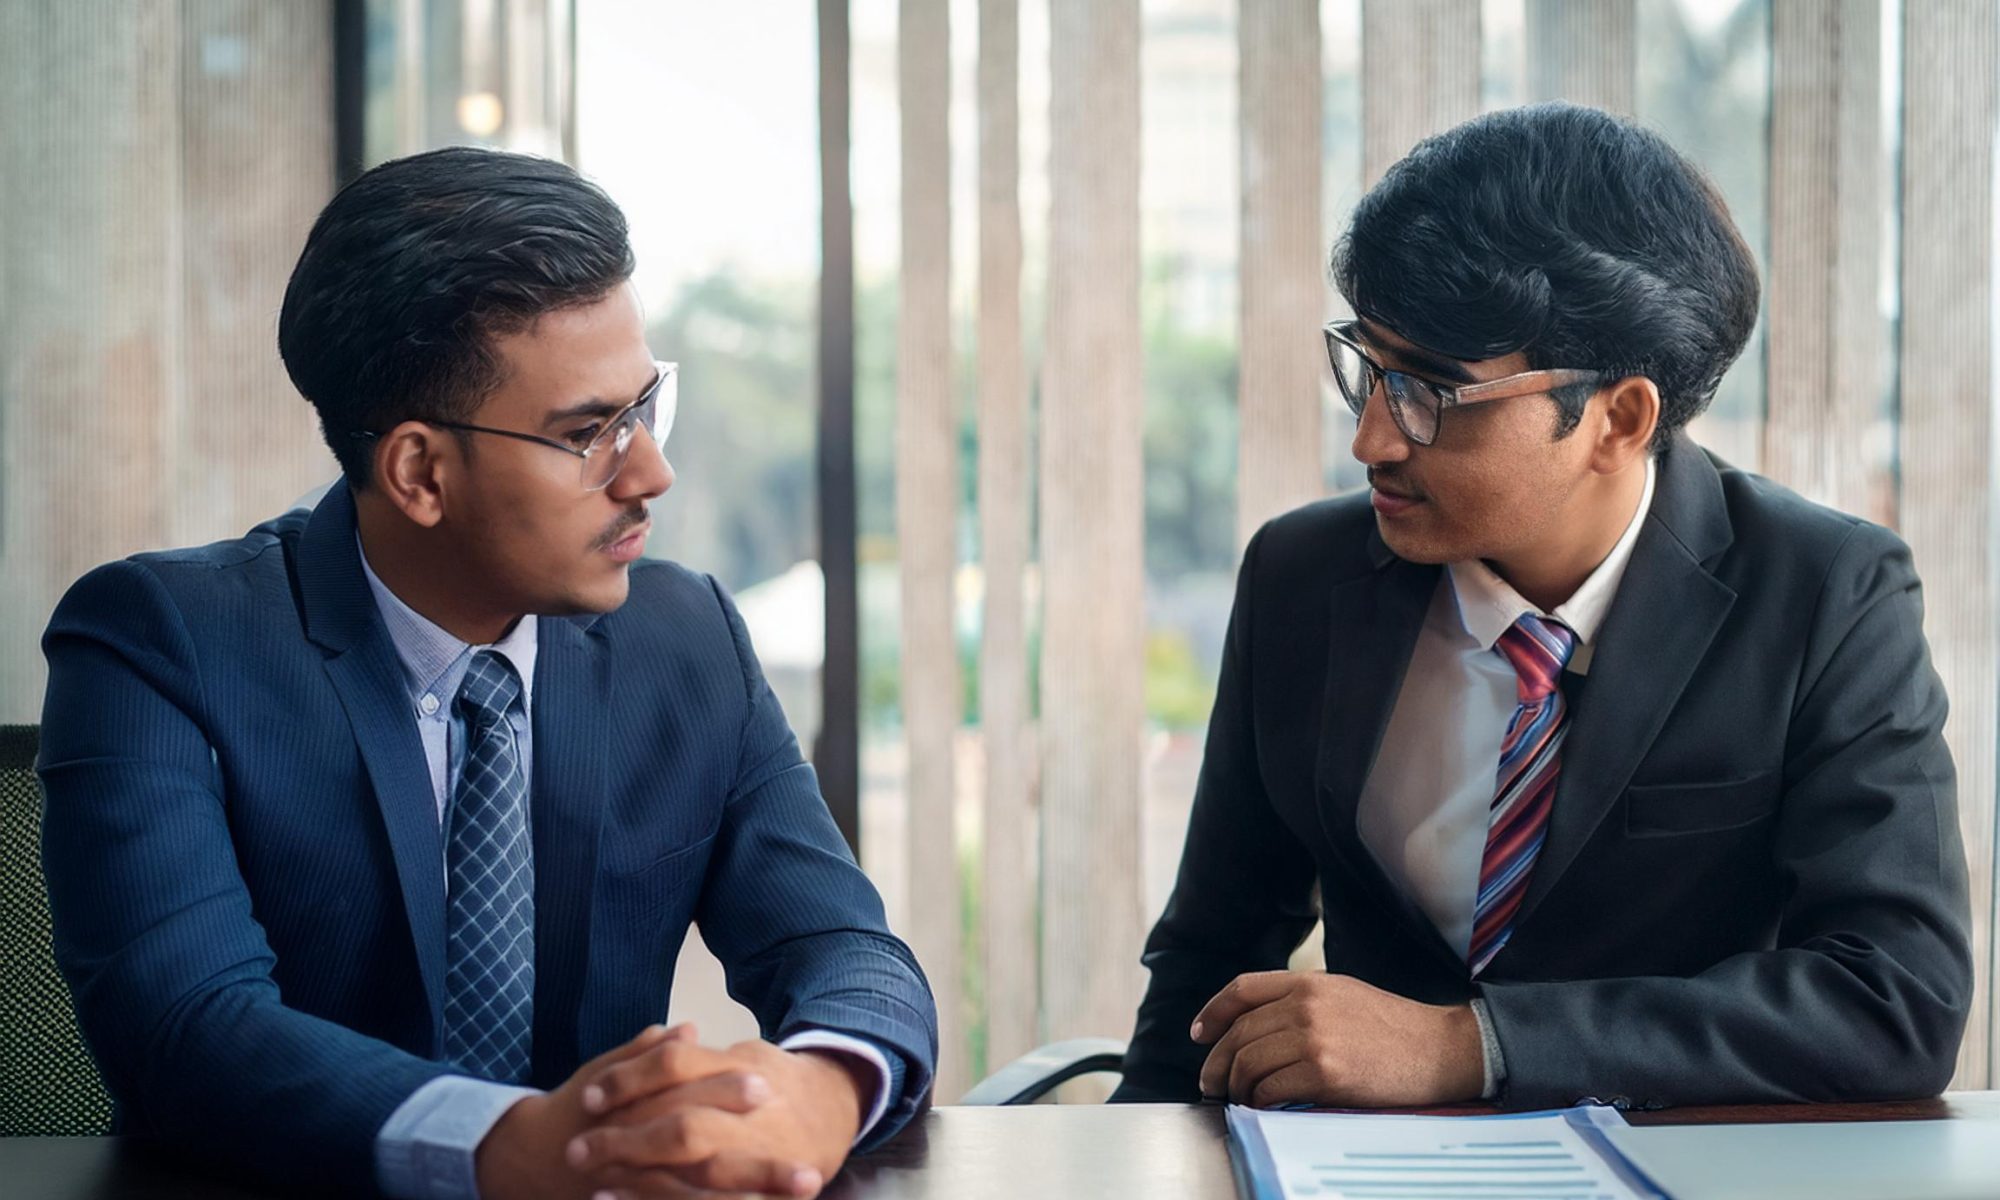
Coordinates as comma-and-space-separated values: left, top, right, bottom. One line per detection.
1322, 321, 1597, 446
355, 361, 678, 492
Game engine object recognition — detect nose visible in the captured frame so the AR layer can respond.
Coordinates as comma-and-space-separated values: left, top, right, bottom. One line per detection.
1349, 381, 1412, 470
609, 425, 674, 503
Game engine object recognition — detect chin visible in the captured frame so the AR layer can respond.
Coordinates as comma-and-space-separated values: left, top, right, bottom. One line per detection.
580, 571, 632, 614
1376, 517, 1456, 566
542, 568, 631, 617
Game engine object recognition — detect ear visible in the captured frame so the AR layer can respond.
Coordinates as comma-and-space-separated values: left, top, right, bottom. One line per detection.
1588, 375, 1660, 474
371, 421, 455, 528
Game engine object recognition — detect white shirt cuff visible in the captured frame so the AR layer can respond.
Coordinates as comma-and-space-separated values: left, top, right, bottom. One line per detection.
778, 1029, 894, 1144
1470, 997, 1507, 1100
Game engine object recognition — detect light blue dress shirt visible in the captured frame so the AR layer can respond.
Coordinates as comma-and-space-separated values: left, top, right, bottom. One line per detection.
356, 540, 891, 1200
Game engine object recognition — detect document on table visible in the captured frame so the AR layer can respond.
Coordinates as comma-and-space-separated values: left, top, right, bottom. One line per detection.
1602, 1118, 2000, 1200
1226, 1105, 1669, 1200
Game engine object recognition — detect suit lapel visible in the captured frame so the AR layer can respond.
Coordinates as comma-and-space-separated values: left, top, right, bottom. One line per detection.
1313, 529, 1463, 971
527, 613, 612, 1084
297, 486, 448, 1038
1512, 438, 1737, 929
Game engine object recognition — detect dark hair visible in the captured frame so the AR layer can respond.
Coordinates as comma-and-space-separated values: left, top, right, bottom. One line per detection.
279, 146, 636, 485
1332, 103, 1760, 450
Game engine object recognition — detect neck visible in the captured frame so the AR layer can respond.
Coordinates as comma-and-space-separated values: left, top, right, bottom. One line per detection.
354, 490, 518, 646
1486, 459, 1647, 614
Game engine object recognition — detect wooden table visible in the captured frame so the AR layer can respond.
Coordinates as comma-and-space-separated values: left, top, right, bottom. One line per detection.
8, 1096, 2000, 1200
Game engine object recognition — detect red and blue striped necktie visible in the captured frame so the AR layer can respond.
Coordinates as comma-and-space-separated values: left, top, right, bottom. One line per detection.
1470, 613, 1577, 976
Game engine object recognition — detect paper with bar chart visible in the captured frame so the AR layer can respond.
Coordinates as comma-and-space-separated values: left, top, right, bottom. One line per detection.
1225, 1105, 1668, 1200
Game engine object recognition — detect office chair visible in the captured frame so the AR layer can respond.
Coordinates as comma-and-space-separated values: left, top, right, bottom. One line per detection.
1, 724, 114, 1135
958, 1037, 1129, 1105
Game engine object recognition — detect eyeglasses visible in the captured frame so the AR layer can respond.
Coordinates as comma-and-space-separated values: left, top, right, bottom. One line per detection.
1323, 321, 1597, 446
355, 361, 678, 491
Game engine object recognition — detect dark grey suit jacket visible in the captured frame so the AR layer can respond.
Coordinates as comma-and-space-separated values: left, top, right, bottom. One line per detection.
1113, 435, 1972, 1109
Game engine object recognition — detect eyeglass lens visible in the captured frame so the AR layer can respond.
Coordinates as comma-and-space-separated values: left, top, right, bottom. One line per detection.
581, 367, 678, 491
1327, 334, 1442, 446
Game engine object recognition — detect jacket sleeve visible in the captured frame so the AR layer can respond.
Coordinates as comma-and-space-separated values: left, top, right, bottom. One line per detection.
1109, 526, 1323, 1102
691, 576, 938, 1148
1480, 522, 1973, 1107
39, 560, 453, 1195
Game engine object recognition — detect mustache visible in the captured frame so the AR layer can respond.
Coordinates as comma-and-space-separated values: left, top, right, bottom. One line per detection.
592, 507, 649, 550
1366, 467, 1423, 499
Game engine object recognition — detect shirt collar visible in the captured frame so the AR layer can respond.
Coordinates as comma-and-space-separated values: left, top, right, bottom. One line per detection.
356, 534, 538, 717
1445, 455, 1657, 673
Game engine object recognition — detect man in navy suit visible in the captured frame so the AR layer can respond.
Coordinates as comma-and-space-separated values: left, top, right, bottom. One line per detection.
39, 147, 936, 1199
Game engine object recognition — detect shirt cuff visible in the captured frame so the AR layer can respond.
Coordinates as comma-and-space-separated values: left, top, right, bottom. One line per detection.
779, 1030, 895, 1145
1469, 997, 1507, 1101
376, 1075, 540, 1200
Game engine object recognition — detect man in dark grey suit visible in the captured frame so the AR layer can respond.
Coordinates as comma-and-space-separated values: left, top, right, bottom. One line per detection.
1114, 103, 1971, 1110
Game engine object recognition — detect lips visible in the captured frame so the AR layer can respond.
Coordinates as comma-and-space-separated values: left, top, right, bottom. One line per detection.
1366, 467, 1424, 517
1370, 486, 1424, 517
602, 520, 650, 563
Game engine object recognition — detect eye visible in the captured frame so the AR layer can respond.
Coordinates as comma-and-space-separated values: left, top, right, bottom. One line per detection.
564, 423, 603, 450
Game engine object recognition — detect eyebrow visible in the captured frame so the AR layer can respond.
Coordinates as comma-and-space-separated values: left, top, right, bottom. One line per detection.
539, 398, 628, 430
1357, 322, 1479, 385
539, 372, 656, 431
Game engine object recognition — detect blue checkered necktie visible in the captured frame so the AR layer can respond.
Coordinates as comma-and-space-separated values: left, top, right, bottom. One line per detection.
443, 651, 535, 1082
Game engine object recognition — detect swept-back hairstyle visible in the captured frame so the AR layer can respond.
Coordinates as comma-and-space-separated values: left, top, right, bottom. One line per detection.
1332, 103, 1760, 449
279, 146, 636, 485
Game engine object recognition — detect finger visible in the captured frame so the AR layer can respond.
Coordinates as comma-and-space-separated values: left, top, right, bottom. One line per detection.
568, 1107, 737, 1172
1249, 1061, 1325, 1109
577, 1024, 680, 1078
585, 1040, 746, 1115
583, 1170, 713, 1199
675, 1150, 823, 1198
1227, 1029, 1309, 1103
1198, 1017, 1251, 1099
590, 1162, 784, 1199
1191, 972, 1298, 1043
1197, 999, 1300, 1097
610, 1070, 774, 1123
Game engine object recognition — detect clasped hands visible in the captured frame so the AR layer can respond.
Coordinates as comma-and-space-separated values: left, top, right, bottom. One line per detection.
1192, 971, 1485, 1108
476, 1023, 872, 1200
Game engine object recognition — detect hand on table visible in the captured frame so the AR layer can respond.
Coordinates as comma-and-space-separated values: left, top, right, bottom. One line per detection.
475, 1022, 863, 1200
567, 1031, 870, 1200
1192, 971, 1484, 1108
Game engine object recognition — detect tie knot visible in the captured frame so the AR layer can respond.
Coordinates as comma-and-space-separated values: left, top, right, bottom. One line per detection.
455, 651, 522, 731
1496, 614, 1576, 705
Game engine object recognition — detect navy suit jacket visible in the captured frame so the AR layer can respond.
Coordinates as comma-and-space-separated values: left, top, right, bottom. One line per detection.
38, 485, 937, 1193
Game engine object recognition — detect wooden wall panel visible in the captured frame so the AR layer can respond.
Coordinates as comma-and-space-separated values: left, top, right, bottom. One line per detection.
175, 1, 340, 548
1359, 0, 1480, 188
1041, 0, 1147, 1045
978, 0, 1038, 1072
0, 1, 334, 725
1237, 0, 1324, 546
1765, 0, 1880, 519
1899, 0, 1998, 1088
1525, 0, 1636, 114
895, 0, 965, 1096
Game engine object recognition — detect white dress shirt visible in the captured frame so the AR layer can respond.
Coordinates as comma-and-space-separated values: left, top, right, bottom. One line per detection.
354, 539, 891, 1200
1355, 457, 1656, 1093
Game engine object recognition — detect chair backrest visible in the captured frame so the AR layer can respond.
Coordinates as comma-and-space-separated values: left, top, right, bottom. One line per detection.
0, 724, 114, 1136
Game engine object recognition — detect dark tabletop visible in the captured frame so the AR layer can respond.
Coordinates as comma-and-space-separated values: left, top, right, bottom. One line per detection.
8, 1095, 2000, 1200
